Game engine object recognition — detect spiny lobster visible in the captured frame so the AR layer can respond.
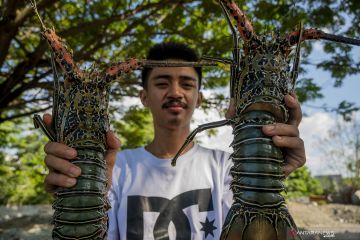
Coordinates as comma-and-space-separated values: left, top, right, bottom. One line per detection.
28, 1, 215, 239
171, 1, 360, 240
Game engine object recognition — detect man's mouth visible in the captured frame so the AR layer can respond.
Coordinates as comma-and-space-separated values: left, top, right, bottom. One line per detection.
162, 100, 187, 112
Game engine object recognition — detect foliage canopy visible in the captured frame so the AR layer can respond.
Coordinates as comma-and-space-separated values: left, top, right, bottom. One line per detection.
0, 0, 359, 123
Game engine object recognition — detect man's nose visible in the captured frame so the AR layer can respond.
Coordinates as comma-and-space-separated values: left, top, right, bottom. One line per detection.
168, 83, 183, 98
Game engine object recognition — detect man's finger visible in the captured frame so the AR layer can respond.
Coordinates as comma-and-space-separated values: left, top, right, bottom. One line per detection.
285, 94, 302, 126
44, 172, 77, 192
262, 123, 299, 137
45, 155, 81, 178
272, 136, 304, 149
44, 142, 77, 159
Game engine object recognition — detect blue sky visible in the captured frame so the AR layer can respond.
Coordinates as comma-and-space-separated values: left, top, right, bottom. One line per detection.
302, 42, 360, 114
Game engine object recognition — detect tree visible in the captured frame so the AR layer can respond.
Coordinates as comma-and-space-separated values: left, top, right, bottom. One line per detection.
318, 111, 360, 184
112, 106, 154, 149
0, 118, 52, 204
284, 166, 324, 199
0, 0, 359, 124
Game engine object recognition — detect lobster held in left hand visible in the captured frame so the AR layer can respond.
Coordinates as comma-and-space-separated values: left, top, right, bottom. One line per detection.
29, 1, 216, 238
32, 20, 142, 240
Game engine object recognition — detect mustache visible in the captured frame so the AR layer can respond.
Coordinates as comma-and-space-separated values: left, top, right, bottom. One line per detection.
162, 99, 187, 109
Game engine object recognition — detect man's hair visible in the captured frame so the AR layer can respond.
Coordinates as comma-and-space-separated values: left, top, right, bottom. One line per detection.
141, 42, 202, 89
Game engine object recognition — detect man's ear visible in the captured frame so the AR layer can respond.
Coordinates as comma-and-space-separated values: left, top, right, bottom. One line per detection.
139, 89, 148, 107
196, 92, 204, 108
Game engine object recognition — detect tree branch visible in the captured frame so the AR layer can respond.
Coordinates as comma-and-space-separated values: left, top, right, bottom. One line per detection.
0, 0, 58, 70
0, 41, 48, 108
4, 96, 51, 111
59, 1, 172, 38
15, 0, 60, 28
0, 106, 52, 124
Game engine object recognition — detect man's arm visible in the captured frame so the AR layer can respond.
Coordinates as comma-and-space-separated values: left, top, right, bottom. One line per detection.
42, 114, 120, 192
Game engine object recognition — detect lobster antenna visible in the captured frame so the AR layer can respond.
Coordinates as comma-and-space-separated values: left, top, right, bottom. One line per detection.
290, 21, 304, 89
139, 60, 218, 67
28, 0, 46, 29
320, 32, 360, 46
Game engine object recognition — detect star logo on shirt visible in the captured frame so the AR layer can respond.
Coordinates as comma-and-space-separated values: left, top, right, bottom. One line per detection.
200, 217, 217, 238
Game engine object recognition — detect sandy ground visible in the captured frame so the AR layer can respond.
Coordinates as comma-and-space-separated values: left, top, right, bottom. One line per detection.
0, 202, 359, 240
287, 202, 360, 240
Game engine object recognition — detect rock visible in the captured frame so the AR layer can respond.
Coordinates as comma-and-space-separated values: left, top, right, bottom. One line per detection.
291, 196, 310, 204
351, 190, 360, 205
311, 201, 318, 206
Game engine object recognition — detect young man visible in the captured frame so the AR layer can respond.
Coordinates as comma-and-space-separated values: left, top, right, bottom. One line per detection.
43, 43, 305, 239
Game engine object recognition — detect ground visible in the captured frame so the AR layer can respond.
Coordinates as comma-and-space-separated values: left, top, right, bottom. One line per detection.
0, 202, 359, 240
287, 201, 360, 240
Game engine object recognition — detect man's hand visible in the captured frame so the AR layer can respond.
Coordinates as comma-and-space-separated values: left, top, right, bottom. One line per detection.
262, 94, 306, 176
42, 114, 121, 193
225, 93, 306, 177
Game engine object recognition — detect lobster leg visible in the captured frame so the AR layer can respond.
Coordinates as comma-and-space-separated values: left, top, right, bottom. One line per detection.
219, 0, 241, 99
171, 119, 233, 166
33, 114, 56, 141
33, 51, 61, 142
290, 22, 304, 88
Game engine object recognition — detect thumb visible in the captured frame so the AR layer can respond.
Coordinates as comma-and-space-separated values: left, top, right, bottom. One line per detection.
105, 130, 121, 166
225, 98, 236, 119
43, 113, 53, 128
105, 131, 121, 189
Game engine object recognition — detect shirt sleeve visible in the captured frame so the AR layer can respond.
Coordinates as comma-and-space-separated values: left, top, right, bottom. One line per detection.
221, 151, 233, 219
107, 153, 122, 240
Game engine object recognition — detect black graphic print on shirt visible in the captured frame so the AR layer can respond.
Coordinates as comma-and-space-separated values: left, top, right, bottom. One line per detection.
127, 188, 214, 239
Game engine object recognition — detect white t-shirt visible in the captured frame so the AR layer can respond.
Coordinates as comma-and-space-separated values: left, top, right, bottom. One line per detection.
107, 144, 233, 240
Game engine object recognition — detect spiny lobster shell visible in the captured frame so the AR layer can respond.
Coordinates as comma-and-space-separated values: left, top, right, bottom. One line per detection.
51, 78, 110, 239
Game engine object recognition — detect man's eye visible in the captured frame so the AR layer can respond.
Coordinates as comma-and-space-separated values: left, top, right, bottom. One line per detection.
156, 83, 167, 86
183, 83, 195, 88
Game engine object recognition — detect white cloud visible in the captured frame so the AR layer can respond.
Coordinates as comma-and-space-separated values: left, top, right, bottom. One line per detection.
312, 41, 324, 55
192, 108, 232, 152
299, 112, 336, 176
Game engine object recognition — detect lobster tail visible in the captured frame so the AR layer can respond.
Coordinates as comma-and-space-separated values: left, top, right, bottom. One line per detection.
221, 111, 300, 240
52, 149, 109, 239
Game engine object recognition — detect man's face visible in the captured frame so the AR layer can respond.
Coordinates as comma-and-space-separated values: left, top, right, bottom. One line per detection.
140, 66, 202, 130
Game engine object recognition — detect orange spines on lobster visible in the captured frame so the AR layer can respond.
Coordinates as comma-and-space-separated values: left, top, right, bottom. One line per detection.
41, 28, 84, 80
221, 0, 256, 42
105, 58, 141, 81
